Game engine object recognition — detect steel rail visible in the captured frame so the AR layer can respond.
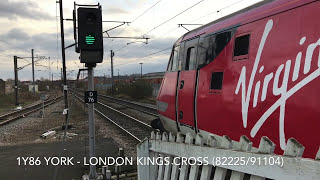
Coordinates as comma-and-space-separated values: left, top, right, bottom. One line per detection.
0, 97, 51, 120
73, 90, 154, 125
73, 92, 155, 142
99, 95, 158, 117
97, 102, 151, 128
95, 110, 141, 142
101, 94, 156, 110
0, 96, 63, 127
74, 94, 142, 142
0, 96, 61, 120
72, 88, 157, 116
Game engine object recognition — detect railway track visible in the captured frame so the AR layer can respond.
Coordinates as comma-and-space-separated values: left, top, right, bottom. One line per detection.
99, 94, 158, 117
73, 88, 158, 117
0, 96, 63, 127
72, 91, 155, 142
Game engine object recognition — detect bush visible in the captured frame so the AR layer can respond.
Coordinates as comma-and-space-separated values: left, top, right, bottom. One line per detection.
0, 91, 40, 110
0, 93, 15, 109
116, 80, 153, 99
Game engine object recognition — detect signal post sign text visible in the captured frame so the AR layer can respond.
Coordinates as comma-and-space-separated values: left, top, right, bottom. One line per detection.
84, 91, 97, 103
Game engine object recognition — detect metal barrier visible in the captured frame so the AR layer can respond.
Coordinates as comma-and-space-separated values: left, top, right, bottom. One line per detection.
137, 132, 320, 180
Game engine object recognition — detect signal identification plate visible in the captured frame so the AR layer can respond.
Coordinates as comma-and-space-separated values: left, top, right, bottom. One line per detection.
84, 91, 97, 103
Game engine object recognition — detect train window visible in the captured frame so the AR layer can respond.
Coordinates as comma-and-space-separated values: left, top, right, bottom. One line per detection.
233, 34, 250, 60
210, 72, 223, 90
197, 31, 233, 68
168, 45, 180, 71
167, 51, 174, 71
185, 47, 196, 70
178, 56, 182, 71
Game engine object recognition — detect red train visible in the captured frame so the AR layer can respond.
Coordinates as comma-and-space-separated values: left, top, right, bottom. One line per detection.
155, 0, 320, 158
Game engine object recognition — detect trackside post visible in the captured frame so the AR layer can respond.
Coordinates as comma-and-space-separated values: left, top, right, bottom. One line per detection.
76, 3, 103, 179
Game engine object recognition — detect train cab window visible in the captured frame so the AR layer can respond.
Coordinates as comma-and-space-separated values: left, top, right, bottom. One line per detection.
167, 53, 173, 71
168, 45, 180, 71
185, 47, 196, 70
178, 56, 182, 71
171, 50, 179, 70
233, 34, 250, 61
197, 31, 233, 68
210, 72, 223, 90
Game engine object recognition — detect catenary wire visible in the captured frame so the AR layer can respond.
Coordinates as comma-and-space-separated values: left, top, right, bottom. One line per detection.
104, 0, 163, 50
112, 0, 247, 68
141, 0, 205, 37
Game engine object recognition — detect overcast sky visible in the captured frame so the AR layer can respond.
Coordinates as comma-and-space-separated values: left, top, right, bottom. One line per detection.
0, 0, 262, 81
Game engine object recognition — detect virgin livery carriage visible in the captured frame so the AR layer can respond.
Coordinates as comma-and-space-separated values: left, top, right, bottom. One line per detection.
155, 0, 320, 158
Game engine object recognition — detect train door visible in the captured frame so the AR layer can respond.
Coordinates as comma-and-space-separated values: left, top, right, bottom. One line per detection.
156, 45, 181, 133
177, 37, 199, 134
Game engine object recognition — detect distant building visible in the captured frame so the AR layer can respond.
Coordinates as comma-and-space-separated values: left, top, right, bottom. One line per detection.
21, 81, 31, 85
28, 85, 39, 92
143, 72, 165, 84
85, 75, 132, 85
5, 80, 14, 94
142, 72, 165, 97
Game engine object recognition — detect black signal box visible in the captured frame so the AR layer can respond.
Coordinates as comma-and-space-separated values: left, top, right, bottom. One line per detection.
78, 7, 103, 50
77, 7, 103, 64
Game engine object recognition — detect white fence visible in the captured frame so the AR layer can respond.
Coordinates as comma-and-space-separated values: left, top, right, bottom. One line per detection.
137, 132, 320, 180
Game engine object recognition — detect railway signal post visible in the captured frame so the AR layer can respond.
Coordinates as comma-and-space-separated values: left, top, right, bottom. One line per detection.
40, 94, 47, 118
86, 66, 96, 178
13, 56, 19, 106
77, 4, 103, 179
110, 50, 114, 95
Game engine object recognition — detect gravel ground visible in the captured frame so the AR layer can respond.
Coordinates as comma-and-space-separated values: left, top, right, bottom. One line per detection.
0, 93, 138, 179
0, 99, 44, 116
72, 96, 140, 159
0, 91, 154, 157
0, 92, 61, 116
0, 91, 150, 159
0, 99, 65, 145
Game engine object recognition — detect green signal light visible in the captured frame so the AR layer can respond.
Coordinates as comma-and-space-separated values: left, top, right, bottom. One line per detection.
85, 35, 95, 45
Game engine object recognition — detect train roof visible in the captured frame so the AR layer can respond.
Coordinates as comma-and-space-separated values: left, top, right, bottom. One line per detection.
176, 0, 315, 43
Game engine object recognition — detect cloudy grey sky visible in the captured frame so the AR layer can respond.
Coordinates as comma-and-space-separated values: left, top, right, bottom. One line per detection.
0, 0, 262, 81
